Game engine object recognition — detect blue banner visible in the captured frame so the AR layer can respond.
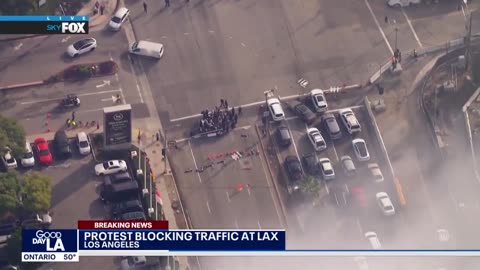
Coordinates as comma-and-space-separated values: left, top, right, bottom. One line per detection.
22, 230, 78, 253
79, 230, 286, 251
0, 16, 89, 21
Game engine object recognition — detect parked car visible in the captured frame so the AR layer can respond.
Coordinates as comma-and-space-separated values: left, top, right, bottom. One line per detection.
322, 113, 342, 140
267, 97, 285, 121
119, 211, 146, 221
21, 213, 52, 229
307, 128, 326, 152
302, 153, 320, 175
352, 138, 370, 162
34, 138, 53, 166
77, 132, 91, 155
339, 108, 361, 134
101, 181, 139, 203
341, 155, 356, 176
95, 160, 128, 176
109, 7, 130, 31
121, 256, 147, 270
365, 231, 382, 249
2, 149, 17, 169
310, 89, 328, 112
387, 0, 421, 8
319, 157, 335, 180
67, 38, 97, 57
287, 100, 316, 124
276, 126, 292, 147
21, 141, 35, 167
376, 192, 395, 216
368, 163, 384, 183
284, 155, 303, 193
111, 199, 143, 218
60, 94, 80, 108
54, 130, 72, 159
104, 172, 132, 186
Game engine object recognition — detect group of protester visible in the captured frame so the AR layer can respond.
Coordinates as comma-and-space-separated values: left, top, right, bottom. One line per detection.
193, 100, 242, 136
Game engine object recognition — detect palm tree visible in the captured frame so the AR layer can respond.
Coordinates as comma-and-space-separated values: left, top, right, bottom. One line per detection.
299, 175, 321, 205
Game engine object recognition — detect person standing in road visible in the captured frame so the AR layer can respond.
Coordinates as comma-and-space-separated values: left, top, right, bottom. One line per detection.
100, 4, 105, 15
224, 99, 228, 109
143, 1, 148, 13
165, 0, 170, 7
71, 111, 76, 121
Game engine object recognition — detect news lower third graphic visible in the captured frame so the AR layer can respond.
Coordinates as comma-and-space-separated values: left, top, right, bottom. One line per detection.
22, 229, 79, 262
0, 16, 89, 34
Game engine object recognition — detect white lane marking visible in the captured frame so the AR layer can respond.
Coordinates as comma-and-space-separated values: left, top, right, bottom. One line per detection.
208, 30, 215, 34
234, 219, 239, 229
61, 36, 72, 43
333, 192, 340, 206
356, 218, 363, 233
101, 97, 115, 102
206, 201, 212, 214
247, 184, 251, 196
364, 0, 394, 55
241, 43, 246, 47
127, 54, 145, 104
184, 32, 190, 35
20, 89, 122, 105
188, 141, 203, 183
226, 191, 231, 202
295, 212, 305, 232
14, 43, 23, 50
331, 140, 339, 162
257, 220, 262, 229
161, 36, 168, 39
402, 8, 423, 48
120, 88, 126, 105
95, 80, 111, 88
342, 192, 347, 205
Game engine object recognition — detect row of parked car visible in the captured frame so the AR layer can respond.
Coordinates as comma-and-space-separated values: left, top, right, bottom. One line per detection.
94, 157, 147, 221
1, 130, 91, 170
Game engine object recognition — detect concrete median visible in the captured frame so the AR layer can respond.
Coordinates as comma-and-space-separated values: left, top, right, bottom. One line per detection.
0, 80, 45, 91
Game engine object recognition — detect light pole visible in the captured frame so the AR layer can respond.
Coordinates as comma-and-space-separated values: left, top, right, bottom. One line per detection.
394, 27, 398, 52
462, 0, 473, 69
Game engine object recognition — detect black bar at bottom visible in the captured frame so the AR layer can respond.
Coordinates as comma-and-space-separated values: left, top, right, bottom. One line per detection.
0, 21, 89, 35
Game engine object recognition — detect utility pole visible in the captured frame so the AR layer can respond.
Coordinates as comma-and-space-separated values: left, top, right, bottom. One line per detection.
466, 11, 473, 69
394, 27, 398, 52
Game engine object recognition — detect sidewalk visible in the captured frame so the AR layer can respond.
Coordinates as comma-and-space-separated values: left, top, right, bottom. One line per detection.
77, 0, 120, 31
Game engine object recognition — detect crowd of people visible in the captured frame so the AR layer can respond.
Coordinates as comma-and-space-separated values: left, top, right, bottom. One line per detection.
193, 99, 242, 136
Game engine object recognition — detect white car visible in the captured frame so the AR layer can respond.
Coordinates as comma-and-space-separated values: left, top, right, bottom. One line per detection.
319, 157, 335, 180
368, 163, 384, 183
352, 138, 370, 162
77, 132, 91, 155
95, 160, 127, 176
307, 128, 326, 151
121, 256, 147, 270
109, 7, 130, 31
365, 232, 382, 249
21, 141, 35, 167
376, 192, 395, 216
2, 150, 17, 169
311, 89, 328, 112
67, 38, 97, 57
339, 108, 361, 134
387, 0, 421, 8
267, 97, 285, 121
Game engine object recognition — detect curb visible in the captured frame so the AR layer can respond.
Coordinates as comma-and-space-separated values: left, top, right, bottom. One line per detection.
0, 80, 45, 91
0, 34, 47, 42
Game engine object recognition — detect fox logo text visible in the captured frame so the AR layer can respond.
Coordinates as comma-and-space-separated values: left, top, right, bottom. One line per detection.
46, 22, 86, 34
32, 231, 65, 252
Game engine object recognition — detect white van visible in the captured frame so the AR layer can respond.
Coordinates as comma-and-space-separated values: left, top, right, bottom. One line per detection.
387, 0, 421, 8
267, 97, 285, 121
365, 232, 382, 249
77, 132, 91, 155
129, 40, 164, 59
21, 141, 35, 167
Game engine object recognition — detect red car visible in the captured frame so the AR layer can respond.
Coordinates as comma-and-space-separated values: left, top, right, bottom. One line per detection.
34, 138, 53, 165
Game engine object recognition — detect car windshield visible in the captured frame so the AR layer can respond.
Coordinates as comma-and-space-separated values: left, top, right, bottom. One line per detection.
385, 205, 394, 211
111, 16, 121, 23
325, 169, 333, 175
103, 162, 110, 169
357, 143, 367, 156
23, 152, 33, 158
39, 149, 49, 156
79, 141, 89, 148
73, 40, 88, 50
375, 174, 383, 180
316, 141, 325, 148
315, 95, 324, 102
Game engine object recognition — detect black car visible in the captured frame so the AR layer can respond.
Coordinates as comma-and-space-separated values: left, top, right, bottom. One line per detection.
302, 153, 320, 175
104, 172, 132, 186
119, 211, 146, 221
111, 199, 144, 218
284, 155, 304, 193
276, 126, 292, 147
287, 100, 316, 124
54, 130, 72, 159
60, 94, 80, 108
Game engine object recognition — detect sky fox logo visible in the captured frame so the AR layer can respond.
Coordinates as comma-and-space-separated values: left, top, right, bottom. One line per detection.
32, 230, 65, 252
46, 22, 87, 34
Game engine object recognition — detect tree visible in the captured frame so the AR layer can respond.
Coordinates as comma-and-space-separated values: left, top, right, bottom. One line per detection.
0, 171, 51, 218
0, 114, 26, 158
0, 0, 36, 15
299, 176, 321, 205
6, 228, 43, 269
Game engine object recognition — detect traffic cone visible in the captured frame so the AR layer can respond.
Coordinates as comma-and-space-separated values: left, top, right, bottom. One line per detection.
236, 183, 244, 192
